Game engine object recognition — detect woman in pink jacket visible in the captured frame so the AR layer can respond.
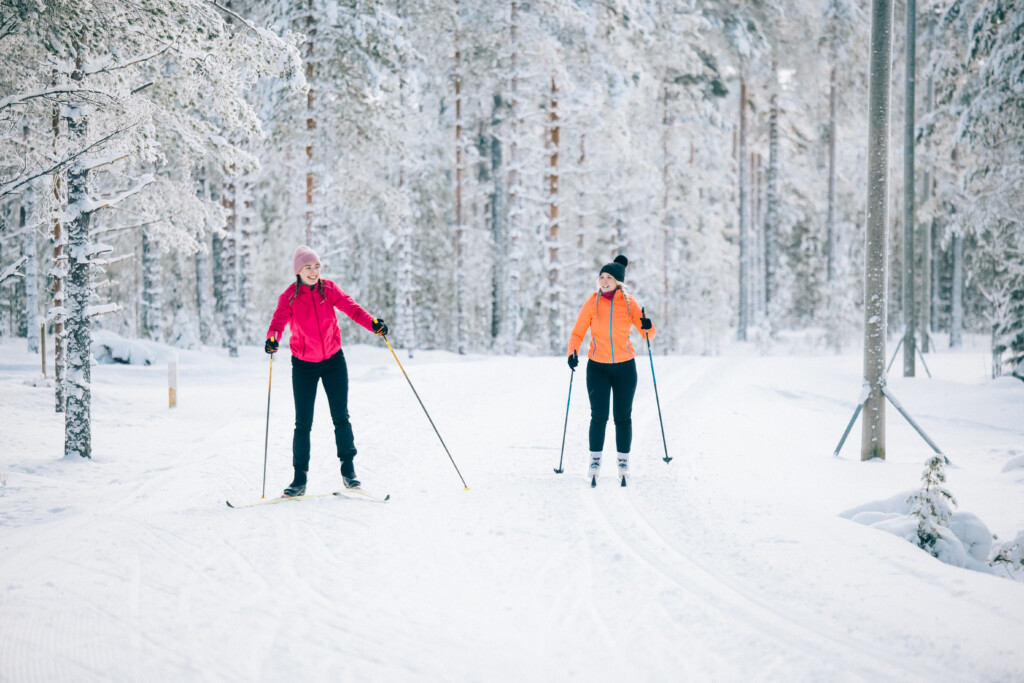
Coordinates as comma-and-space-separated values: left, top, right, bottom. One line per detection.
265, 246, 388, 497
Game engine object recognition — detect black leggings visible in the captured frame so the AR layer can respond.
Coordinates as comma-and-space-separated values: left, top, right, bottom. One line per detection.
292, 350, 356, 472
586, 358, 637, 453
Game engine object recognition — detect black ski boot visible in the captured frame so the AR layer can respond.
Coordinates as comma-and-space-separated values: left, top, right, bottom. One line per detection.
282, 470, 307, 497
340, 458, 360, 489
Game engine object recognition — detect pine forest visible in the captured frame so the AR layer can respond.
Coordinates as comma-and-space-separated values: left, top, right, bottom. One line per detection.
1, 0, 1022, 455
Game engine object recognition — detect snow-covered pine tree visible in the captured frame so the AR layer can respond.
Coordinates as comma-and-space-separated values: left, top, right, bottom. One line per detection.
714, 7, 769, 343
2, 0, 302, 456
907, 455, 957, 556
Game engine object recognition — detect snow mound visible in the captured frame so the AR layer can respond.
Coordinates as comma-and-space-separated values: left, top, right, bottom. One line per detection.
1001, 453, 1024, 473
92, 330, 174, 366
840, 492, 993, 572
991, 531, 1024, 581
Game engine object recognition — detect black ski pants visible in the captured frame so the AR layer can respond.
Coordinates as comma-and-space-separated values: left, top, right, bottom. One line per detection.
291, 350, 356, 472
586, 358, 637, 453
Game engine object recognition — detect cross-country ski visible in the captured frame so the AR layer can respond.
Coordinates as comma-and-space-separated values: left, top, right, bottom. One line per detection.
226, 491, 339, 508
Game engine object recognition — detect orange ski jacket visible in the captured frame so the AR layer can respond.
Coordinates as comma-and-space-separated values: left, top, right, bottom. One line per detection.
567, 290, 656, 364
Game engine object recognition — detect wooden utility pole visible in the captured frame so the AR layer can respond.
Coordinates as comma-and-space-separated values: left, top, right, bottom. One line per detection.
862, 0, 895, 461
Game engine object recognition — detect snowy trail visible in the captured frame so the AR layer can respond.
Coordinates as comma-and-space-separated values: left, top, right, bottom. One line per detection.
589, 488, 930, 682
1, 341, 1023, 681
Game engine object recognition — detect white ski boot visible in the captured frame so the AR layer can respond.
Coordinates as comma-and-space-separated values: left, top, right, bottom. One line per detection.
588, 452, 602, 487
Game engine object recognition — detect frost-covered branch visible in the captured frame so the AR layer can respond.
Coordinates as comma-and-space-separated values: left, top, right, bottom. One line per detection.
0, 124, 138, 198
0, 11, 19, 43
82, 30, 185, 75
96, 175, 156, 210
0, 85, 114, 115
86, 303, 122, 318
206, 0, 258, 34
0, 255, 28, 285
66, 174, 156, 222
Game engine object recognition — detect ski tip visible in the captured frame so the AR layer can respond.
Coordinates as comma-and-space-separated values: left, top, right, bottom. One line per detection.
225, 500, 234, 508
384, 494, 391, 501
620, 476, 627, 487
590, 476, 597, 488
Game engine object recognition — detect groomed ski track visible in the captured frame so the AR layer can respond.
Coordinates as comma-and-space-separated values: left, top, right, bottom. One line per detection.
1, 342, 1022, 682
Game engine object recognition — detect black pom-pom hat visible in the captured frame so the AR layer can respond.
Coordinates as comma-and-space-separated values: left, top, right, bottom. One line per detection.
599, 255, 629, 283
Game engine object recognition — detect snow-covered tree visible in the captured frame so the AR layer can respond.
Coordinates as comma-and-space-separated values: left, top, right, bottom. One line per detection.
1, 0, 302, 457
907, 455, 958, 557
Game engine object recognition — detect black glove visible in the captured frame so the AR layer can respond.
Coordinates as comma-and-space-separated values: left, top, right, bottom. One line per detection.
265, 337, 279, 354
567, 351, 579, 369
640, 315, 653, 330
372, 319, 389, 336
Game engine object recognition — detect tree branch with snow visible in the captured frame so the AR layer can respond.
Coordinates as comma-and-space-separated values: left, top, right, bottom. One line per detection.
0, 255, 28, 285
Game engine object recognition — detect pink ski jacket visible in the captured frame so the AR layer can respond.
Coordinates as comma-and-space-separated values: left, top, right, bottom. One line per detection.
266, 279, 374, 363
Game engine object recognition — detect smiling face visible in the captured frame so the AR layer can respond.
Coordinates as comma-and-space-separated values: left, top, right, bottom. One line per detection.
299, 262, 321, 286
598, 272, 619, 293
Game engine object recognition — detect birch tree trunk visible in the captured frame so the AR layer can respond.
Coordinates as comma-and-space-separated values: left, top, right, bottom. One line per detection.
931, 219, 941, 338
902, 0, 917, 376
506, 0, 521, 356
63, 87, 92, 459
661, 84, 674, 350
737, 77, 750, 342
950, 230, 963, 348
576, 133, 586, 296
396, 165, 415, 356
196, 248, 211, 345
23, 185, 39, 354
454, 36, 467, 355
239, 177, 252, 338
861, 0, 895, 461
51, 99, 66, 414
547, 76, 561, 354
141, 225, 162, 342
395, 18, 416, 357
221, 171, 239, 358
304, 2, 317, 247
22, 120, 40, 354
765, 64, 779, 315
920, 73, 934, 353
488, 94, 505, 349
195, 175, 213, 346
827, 66, 838, 286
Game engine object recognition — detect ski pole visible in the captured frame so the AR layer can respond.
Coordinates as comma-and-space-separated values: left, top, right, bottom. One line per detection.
261, 338, 275, 499
554, 366, 575, 474
377, 323, 470, 490
642, 308, 672, 464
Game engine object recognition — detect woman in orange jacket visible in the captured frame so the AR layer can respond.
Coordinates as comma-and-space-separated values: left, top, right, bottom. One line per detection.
567, 255, 655, 485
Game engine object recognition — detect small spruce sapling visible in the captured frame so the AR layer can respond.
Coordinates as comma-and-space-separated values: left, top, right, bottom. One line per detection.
907, 456, 957, 556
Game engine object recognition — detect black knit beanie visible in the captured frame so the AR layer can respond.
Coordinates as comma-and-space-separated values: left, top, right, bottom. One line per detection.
599, 255, 629, 283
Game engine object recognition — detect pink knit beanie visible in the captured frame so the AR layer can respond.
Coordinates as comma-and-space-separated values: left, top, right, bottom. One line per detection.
293, 245, 320, 274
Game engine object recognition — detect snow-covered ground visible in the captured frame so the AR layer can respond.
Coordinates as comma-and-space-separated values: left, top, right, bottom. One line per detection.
1, 334, 1023, 682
